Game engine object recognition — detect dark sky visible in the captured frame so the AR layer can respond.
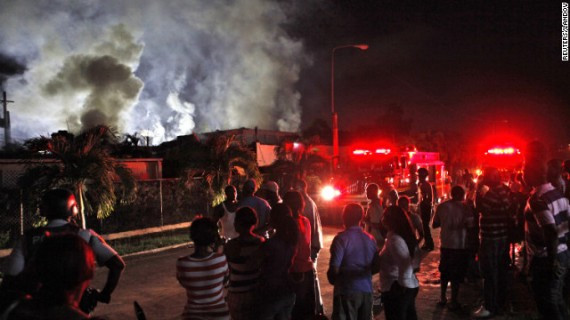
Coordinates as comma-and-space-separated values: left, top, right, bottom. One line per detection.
288, 1, 569, 145
0, 1, 567, 147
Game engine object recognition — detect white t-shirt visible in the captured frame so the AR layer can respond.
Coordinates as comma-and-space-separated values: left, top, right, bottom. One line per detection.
379, 232, 419, 292
433, 200, 470, 249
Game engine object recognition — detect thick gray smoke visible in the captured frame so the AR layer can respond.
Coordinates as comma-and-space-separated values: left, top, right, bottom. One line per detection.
0, 0, 307, 143
0, 53, 26, 90
42, 25, 144, 132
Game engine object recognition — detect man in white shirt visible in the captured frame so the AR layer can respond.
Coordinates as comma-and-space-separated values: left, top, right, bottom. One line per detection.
433, 186, 472, 310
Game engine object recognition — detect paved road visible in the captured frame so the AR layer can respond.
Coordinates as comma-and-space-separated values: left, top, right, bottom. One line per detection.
92, 226, 537, 319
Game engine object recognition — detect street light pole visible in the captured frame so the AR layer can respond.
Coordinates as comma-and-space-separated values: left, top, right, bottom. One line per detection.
331, 44, 368, 172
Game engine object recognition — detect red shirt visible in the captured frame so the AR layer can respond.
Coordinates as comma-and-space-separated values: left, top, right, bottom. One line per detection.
291, 215, 313, 272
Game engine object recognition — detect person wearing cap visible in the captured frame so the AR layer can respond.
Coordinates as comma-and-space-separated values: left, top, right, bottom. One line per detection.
257, 180, 282, 208
1, 188, 125, 314
238, 179, 272, 236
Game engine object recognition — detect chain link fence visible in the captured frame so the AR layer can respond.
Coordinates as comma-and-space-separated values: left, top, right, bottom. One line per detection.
0, 179, 210, 249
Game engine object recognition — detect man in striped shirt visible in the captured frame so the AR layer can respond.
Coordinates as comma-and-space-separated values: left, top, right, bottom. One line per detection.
524, 160, 570, 320
176, 217, 230, 320
473, 167, 513, 318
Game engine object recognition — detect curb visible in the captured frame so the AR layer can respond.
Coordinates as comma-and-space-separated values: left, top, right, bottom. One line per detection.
121, 241, 194, 258
0, 222, 192, 259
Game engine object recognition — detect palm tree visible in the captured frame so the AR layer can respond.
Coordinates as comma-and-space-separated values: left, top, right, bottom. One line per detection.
19, 126, 136, 228
165, 133, 261, 207
274, 135, 329, 180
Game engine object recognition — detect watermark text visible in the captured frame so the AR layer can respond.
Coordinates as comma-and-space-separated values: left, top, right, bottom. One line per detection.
562, 2, 568, 61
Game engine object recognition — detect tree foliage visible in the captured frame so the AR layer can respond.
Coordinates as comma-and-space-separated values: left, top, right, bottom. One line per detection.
273, 134, 329, 189
18, 126, 137, 227
162, 133, 261, 207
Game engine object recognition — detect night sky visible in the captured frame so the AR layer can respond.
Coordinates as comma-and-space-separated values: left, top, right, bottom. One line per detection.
0, 1, 568, 146
290, 1, 569, 145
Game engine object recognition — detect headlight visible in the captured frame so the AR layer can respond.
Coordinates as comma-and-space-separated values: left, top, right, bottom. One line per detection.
321, 185, 341, 201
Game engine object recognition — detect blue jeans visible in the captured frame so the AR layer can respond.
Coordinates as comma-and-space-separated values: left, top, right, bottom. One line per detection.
531, 252, 569, 320
478, 238, 510, 314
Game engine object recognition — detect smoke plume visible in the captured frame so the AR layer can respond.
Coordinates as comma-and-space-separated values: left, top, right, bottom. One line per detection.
0, 53, 26, 90
0, 0, 307, 143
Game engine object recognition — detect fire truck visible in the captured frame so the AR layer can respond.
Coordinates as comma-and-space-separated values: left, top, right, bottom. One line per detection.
475, 145, 524, 182
319, 145, 448, 204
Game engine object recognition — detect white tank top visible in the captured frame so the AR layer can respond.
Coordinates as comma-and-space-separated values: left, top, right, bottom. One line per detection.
219, 202, 239, 240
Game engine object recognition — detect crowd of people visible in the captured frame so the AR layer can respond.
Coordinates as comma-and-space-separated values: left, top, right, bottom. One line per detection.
2, 140, 570, 320
179, 179, 325, 320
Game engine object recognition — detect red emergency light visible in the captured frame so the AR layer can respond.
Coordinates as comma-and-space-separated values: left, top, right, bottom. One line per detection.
352, 148, 391, 156
353, 149, 372, 155
485, 147, 521, 155
375, 148, 391, 155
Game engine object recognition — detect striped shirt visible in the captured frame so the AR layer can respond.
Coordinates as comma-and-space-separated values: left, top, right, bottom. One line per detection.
176, 252, 230, 320
525, 183, 570, 259
224, 237, 264, 293
477, 184, 512, 240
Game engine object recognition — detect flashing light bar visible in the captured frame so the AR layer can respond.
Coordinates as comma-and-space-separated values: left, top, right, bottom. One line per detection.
486, 147, 521, 155
353, 148, 391, 156
375, 148, 391, 155
353, 149, 372, 155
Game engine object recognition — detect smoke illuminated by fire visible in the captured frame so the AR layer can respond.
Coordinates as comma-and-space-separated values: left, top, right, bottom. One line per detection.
0, 0, 307, 143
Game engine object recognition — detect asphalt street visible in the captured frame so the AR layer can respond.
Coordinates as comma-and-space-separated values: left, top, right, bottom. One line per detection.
91, 226, 537, 320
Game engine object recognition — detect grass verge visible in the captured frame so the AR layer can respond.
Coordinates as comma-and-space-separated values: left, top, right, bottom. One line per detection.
107, 229, 190, 256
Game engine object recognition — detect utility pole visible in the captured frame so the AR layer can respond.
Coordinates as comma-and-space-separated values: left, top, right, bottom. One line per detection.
0, 91, 14, 147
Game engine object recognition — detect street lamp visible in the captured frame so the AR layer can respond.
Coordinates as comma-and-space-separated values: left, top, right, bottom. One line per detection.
331, 44, 368, 171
